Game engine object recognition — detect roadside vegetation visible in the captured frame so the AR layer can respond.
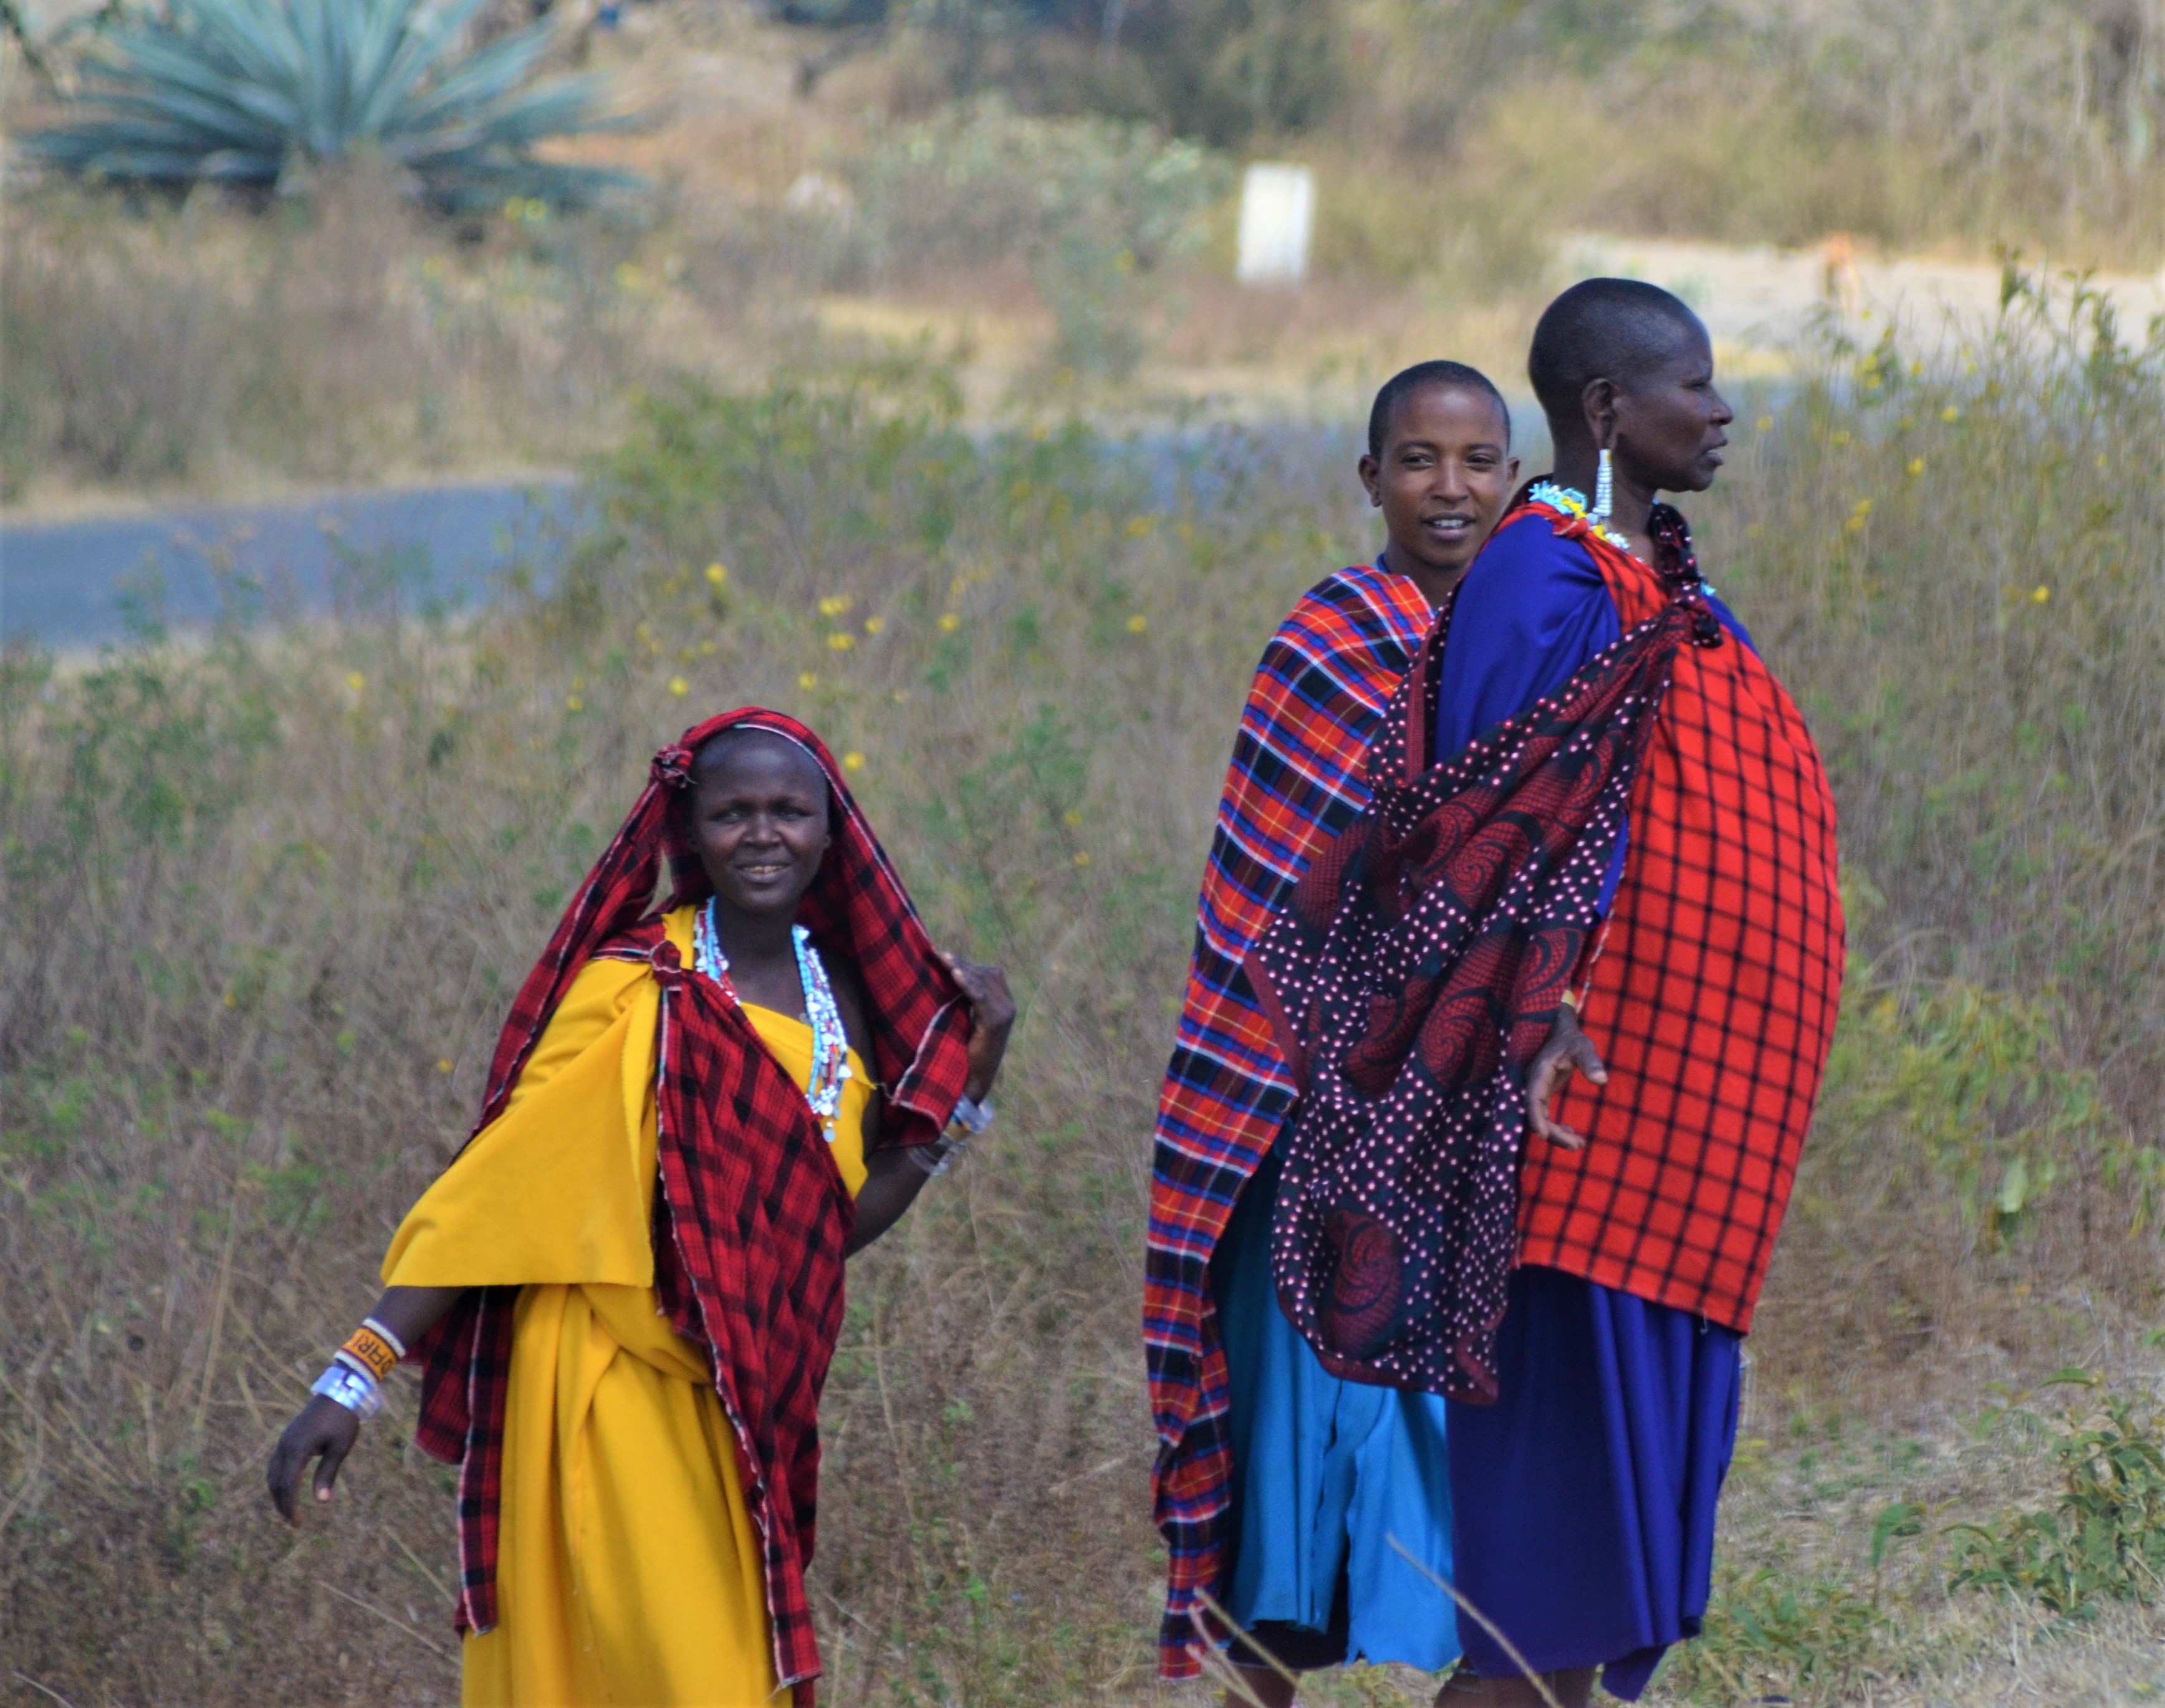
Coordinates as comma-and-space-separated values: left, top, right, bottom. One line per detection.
9, 1, 2165, 506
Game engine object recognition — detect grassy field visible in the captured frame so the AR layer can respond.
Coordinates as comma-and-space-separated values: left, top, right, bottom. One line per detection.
5, 273, 2165, 1704
7, 2, 2165, 1702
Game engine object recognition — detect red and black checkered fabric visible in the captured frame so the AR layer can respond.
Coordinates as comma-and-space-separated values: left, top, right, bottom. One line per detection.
1520, 504, 1845, 1331
409, 709, 971, 1697
1242, 582, 1706, 1400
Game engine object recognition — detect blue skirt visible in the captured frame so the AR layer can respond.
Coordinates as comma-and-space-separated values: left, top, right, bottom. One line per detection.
1212, 1151, 1461, 1672
1445, 1265, 1743, 1699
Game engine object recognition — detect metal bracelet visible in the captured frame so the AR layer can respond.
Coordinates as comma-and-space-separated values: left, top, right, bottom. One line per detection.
907, 1137, 966, 1177
948, 1094, 995, 1136
312, 1359, 383, 1420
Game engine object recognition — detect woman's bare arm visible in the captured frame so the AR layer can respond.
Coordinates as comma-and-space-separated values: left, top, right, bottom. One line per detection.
265, 1283, 465, 1523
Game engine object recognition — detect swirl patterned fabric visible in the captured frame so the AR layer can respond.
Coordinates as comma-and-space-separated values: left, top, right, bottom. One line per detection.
1246, 589, 1707, 1398
408, 709, 972, 1701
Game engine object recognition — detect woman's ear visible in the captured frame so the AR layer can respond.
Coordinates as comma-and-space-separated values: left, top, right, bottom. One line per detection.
1580, 375, 1620, 453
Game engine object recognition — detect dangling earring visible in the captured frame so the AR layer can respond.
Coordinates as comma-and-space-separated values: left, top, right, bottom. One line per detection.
1591, 446, 1615, 526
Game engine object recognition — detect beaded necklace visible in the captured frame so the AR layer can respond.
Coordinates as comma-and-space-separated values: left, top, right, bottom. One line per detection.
1528, 479, 1633, 554
692, 900, 853, 1143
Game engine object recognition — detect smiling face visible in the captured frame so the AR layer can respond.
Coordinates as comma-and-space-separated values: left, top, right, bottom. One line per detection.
687, 730, 833, 922
1358, 384, 1520, 592
1610, 318, 1734, 496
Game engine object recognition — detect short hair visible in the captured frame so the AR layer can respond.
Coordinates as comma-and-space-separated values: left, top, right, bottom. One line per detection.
1366, 360, 1510, 459
1527, 278, 1704, 434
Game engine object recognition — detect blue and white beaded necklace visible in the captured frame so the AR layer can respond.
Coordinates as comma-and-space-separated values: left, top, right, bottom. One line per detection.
691, 900, 852, 1142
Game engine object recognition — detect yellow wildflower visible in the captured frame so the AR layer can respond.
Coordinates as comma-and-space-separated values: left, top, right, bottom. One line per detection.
668, 676, 689, 697
843, 752, 866, 772
818, 595, 854, 617
939, 613, 961, 633
1127, 614, 1148, 634
1063, 809, 1084, 827
827, 632, 856, 651
1831, 430, 1852, 446
1908, 458, 1925, 476
1942, 405, 1961, 423
1073, 851, 1092, 867
1755, 416, 1774, 433
345, 671, 366, 691
706, 564, 728, 586
863, 616, 885, 635
437, 1058, 454, 1074
2032, 585, 2050, 603
566, 694, 585, 712
799, 672, 818, 690
1126, 514, 1157, 537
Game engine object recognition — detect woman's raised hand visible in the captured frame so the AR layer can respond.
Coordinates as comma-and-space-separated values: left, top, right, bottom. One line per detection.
266, 1394, 362, 1523
937, 949, 1015, 1101
1525, 1003, 1608, 1151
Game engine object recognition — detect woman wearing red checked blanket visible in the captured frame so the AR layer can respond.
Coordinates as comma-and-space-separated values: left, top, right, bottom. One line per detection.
267, 710, 1014, 1707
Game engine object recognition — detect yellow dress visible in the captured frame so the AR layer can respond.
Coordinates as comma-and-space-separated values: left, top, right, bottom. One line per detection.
383, 906, 870, 1708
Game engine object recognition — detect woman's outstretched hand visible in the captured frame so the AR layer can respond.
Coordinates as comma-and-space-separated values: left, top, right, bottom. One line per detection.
938, 950, 1015, 1101
1525, 1003, 1608, 1151
267, 1394, 361, 1523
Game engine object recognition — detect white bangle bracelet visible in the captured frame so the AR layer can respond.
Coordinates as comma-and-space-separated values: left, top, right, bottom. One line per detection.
312, 1360, 383, 1419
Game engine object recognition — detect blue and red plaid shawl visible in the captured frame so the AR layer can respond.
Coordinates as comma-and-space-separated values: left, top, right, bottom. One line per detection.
409, 709, 972, 1699
1146, 565, 1432, 1679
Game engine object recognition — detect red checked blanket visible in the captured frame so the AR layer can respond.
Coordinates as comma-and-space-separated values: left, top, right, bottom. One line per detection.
410, 709, 971, 1699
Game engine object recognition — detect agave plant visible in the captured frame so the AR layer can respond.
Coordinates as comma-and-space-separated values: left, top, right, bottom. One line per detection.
24, 0, 640, 210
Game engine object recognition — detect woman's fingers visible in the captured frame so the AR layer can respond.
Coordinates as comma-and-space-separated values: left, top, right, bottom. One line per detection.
1569, 1028, 1610, 1087
314, 1421, 354, 1505
938, 950, 1016, 1031
267, 1432, 304, 1523
1525, 1033, 1591, 1151
267, 1399, 360, 1523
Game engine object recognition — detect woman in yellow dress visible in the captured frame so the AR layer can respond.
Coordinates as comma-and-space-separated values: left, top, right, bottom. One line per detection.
267, 709, 1014, 1707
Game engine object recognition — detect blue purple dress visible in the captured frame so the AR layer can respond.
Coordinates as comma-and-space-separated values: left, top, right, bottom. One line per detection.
1433, 509, 1750, 1699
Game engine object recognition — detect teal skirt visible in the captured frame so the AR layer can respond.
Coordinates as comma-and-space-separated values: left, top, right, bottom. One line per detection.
1212, 1147, 1461, 1672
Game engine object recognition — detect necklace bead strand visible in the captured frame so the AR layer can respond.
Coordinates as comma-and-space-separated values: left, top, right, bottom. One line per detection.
694, 901, 851, 1143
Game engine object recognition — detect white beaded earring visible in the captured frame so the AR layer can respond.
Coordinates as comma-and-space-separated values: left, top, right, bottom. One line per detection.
1591, 446, 1615, 526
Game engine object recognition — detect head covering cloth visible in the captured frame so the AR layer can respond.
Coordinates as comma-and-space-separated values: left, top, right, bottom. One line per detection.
410, 708, 971, 1697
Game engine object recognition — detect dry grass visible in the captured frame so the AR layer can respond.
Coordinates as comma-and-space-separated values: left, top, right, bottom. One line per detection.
5, 286, 2165, 1704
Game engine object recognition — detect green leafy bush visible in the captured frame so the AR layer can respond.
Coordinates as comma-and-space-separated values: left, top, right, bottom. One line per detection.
1951, 1376, 2165, 1618
24, 0, 636, 210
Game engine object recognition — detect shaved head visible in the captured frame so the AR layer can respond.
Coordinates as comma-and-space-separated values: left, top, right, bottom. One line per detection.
693, 726, 825, 787
1528, 279, 1706, 440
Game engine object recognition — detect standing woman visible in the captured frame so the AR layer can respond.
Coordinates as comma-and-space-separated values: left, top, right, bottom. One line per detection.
1148, 363, 1519, 1702
267, 709, 1014, 1707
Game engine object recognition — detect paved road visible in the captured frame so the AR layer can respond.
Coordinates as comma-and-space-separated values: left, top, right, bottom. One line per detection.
0, 479, 583, 650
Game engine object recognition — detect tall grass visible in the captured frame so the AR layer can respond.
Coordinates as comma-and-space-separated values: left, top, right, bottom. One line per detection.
4, 291, 2164, 1703
0, 170, 661, 502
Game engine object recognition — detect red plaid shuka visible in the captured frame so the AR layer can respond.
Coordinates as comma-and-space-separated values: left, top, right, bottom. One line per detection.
1243, 580, 1709, 1400
1145, 565, 1431, 1678
1520, 501, 1845, 1330
409, 709, 972, 1697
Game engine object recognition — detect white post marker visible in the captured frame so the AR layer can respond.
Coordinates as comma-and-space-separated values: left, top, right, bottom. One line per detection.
1235, 162, 1314, 287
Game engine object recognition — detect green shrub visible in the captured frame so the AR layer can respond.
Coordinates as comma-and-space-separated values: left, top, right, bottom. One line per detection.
1951, 1376, 2165, 1619
24, 0, 636, 210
